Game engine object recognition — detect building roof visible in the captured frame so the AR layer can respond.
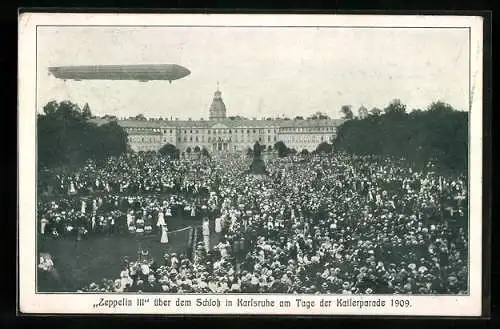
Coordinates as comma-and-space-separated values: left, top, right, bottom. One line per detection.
114, 118, 343, 129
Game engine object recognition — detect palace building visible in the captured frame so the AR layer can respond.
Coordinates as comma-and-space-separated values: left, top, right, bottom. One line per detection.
108, 86, 344, 154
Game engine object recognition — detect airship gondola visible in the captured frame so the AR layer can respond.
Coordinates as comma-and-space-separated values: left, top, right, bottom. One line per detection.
48, 64, 191, 83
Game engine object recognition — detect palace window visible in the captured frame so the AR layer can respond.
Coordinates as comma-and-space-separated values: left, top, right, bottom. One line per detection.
208, 130, 211, 134
208, 137, 211, 142
196, 136, 198, 142
196, 130, 198, 134
190, 136, 193, 141
184, 137, 187, 142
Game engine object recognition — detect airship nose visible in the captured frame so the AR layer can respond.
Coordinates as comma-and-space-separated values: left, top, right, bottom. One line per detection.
182, 67, 191, 77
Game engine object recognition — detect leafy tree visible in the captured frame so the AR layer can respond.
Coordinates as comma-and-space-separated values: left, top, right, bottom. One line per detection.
384, 98, 406, 114
300, 149, 310, 156
358, 106, 369, 119
159, 143, 180, 159
316, 142, 333, 154
135, 114, 147, 120
186, 147, 192, 154
274, 141, 290, 157
308, 112, 330, 120
82, 103, 92, 119
370, 107, 382, 116
340, 105, 354, 119
427, 101, 456, 113
37, 100, 127, 168
42, 100, 58, 115
246, 147, 253, 156
294, 116, 304, 120
267, 145, 273, 151
334, 102, 467, 172
194, 146, 201, 153
201, 147, 210, 158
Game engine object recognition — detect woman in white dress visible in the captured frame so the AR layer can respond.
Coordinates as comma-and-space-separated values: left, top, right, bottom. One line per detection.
40, 217, 49, 235
81, 200, 86, 214
214, 217, 222, 233
157, 211, 165, 228
68, 180, 76, 195
202, 218, 210, 250
160, 223, 169, 244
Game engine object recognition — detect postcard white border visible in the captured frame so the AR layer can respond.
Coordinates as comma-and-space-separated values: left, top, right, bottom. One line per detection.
18, 13, 484, 316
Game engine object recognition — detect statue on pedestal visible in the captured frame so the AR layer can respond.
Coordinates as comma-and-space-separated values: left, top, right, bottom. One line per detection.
248, 141, 268, 175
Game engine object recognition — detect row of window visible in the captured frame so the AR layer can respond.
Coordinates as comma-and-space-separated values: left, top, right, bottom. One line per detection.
128, 126, 336, 135
281, 127, 335, 132
285, 135, 326, 143
131, 134, 332, 144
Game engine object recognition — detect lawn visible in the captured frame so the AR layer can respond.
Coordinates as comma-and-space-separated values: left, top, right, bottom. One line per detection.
37, 215, 220, 292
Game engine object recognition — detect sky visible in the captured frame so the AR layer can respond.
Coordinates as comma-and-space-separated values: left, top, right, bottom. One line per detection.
37, 26, 470, 119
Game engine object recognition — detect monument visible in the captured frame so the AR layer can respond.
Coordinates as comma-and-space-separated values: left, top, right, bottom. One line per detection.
248, 141, 268, 175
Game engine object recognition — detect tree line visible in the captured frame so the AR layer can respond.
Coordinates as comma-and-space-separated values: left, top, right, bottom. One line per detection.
334, 100, 468, 172
38, 101, 128, 169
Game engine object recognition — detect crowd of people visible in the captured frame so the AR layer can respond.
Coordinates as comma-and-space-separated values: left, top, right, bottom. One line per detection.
38, 151, 468, 294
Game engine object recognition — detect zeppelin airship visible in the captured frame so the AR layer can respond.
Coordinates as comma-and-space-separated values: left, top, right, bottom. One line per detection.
48, 64, 191, 84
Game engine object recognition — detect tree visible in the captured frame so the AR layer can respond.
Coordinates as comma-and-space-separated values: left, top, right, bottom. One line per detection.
316, 142, 333, 154
294, 116, 304, 120
246, 147, 253, 156
358, 106, 369, 119
267, 145, 273, 152
334, 102, 467, 172
308, 112, 330, 120
427, 101, 456, 113
340, 105, 354, 120
370, 107, 382, 116
159, 143, 180, 159
201, 147, 210, 158
274, 141, 290, 158
135, 114, 147, 120
186, 147, 192, 154
384, 98, 406, 114
37, 100, 127, 168
300, 149, 310, 156
82, 103, 92, 119
42, 100, 58, 115
194, 146, 201, 153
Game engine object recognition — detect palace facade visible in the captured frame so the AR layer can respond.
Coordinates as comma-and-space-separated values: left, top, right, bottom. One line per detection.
109, 87, 344, 153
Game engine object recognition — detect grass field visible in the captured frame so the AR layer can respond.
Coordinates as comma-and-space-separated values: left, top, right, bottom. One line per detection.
37, 215, 220, 292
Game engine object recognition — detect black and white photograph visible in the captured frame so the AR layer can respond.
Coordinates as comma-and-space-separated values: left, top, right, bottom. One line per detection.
18, 13, 484, 316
